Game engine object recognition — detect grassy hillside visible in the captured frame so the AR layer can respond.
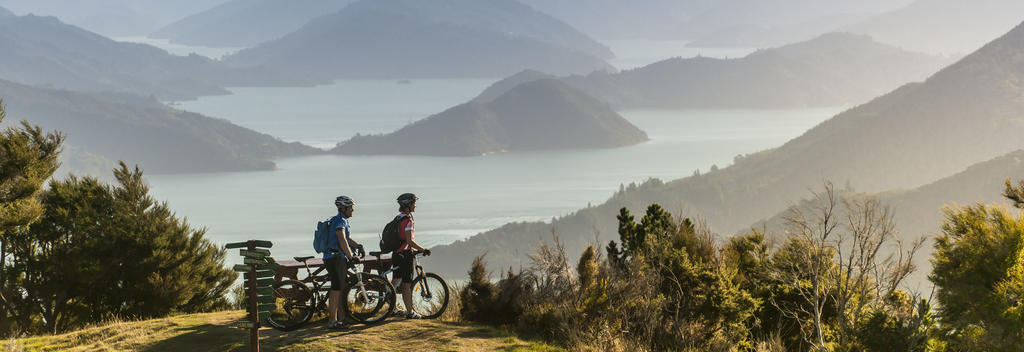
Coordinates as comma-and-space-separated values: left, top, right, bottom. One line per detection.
8, 311, 562, 352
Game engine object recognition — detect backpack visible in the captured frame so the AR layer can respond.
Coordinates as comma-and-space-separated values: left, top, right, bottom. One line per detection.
379, 214, 408, 253
313, 216, 336, 254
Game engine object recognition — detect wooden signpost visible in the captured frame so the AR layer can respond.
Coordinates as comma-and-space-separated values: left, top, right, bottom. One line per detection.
227, 240, 277, 352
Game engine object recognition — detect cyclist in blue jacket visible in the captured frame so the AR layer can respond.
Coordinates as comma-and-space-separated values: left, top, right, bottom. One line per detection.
326, 195, 364, 329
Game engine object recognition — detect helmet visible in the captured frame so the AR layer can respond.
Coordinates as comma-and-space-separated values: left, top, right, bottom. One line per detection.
397, 193, 418, 205
335, 195, 355, 207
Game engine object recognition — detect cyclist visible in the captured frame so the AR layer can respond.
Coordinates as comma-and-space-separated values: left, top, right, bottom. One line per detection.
391, 193, 430, 319
325, 195, 364, 330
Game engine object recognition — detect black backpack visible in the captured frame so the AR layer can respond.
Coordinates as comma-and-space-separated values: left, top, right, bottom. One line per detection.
379, 214, 409, 253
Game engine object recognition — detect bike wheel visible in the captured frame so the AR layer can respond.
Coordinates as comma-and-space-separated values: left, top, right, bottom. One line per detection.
410, 272, 449, 319
265, 279, 315, 331
344, 273, 395, 325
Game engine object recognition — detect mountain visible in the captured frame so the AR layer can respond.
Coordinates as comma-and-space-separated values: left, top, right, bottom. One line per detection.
0, 0, 227, 37
685, 13, 876, 48
0, 79, 317, 174
517, 0, 716, 40
224, 0, 614, 79
333, 79, 647, 156
754, 150, 1024, 240
844, 0, 1024, 55
151, 0, 355, 48
0, 11, 320, 100
481, 33, 949, 109
675, 0, 910, 40
425, 21, 1024, 278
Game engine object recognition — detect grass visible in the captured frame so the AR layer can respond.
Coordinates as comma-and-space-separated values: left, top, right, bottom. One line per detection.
10, 311, 563, 352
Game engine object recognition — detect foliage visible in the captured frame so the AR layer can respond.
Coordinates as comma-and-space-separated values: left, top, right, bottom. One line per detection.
0, 100, 63, 335
929, 202, 1024, 351
1, 163, 236, 334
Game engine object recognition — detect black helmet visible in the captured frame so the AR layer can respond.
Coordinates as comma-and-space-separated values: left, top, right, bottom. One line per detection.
397, 193, 418, 205
335, 195, 354, 207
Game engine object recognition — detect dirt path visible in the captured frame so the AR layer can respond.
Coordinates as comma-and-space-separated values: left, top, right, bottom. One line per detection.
12, 311, 562, 352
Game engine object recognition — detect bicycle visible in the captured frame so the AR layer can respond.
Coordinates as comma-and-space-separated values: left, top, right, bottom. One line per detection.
364, 250, 449, 319
265, 253, 396, 331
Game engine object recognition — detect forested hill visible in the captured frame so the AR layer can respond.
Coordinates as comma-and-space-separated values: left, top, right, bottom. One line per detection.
480, 33, 950, 109
224, 0, 614, 79
151, 0, 355, 48
424, 21, 1024, 278
0, 79, 317, 175
333, 79, 648, 156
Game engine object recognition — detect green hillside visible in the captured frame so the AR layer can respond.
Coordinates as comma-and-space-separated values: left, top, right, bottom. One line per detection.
8, 311, 561, 352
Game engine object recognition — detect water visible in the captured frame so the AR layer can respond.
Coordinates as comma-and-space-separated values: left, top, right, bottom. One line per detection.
176, 79, 494, 149
149, 39, 837, 265
114, 36, 242, 59
149, 103, 841, 264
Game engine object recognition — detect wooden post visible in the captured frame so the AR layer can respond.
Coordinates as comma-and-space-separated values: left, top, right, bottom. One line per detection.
247, 240, 260, 352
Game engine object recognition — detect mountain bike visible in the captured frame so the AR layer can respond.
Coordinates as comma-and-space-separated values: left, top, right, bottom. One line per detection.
365, 250, 449, 319
265, 254, 395, 331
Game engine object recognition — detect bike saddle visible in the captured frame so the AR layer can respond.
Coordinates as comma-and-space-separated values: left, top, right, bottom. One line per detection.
293, 256, 315, 262
368, 251, 382, 257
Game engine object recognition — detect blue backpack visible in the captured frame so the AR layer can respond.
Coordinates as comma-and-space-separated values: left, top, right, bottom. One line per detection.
313, 216, 335, 254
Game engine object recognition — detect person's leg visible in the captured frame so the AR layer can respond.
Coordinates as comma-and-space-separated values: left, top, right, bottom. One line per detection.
336, 258, 350, 321
402, 282, 414, 314
328, 290, 341, 322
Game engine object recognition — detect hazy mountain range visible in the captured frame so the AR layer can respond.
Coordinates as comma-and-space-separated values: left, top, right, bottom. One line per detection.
425, 21, 1024, 278
517, 0, 717, 40
151, 0, 356, 48
333, 79, 647, 156
0, 0, 226, 37
224, 0, 614, 79
843, 0, 1024, 55
0, 9, 326, 100
479, 33, 949, 109
676, 0, 910, 40
0, 78, 316, 175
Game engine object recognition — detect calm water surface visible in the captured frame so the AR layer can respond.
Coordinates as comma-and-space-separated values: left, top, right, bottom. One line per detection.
149, 40, 834, 265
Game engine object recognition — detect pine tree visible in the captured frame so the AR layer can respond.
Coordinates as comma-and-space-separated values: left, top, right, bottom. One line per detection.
0, 99, 63, 334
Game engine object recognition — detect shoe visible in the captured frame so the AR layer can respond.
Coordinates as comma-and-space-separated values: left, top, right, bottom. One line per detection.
327, 320, 351, 330
406, 312, 423, 319
389, 309, 405, 318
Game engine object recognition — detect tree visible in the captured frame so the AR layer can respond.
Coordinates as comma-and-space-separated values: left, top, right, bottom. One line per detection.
930, 200, 1024, 351
0, 99, 63, 334
5, 163, 236, 334
769, 182, 923, 351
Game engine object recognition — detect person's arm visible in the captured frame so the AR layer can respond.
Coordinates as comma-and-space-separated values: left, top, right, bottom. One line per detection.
336, 228, 354, 259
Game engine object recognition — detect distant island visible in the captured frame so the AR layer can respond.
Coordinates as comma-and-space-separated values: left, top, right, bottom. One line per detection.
479, 32, 951, 109
223, 0, 614, 79
0, 78, 318, 175
332, 79, 648, 156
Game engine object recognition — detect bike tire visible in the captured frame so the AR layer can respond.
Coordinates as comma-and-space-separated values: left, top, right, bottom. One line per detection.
344, 273, 396, 325
410, 272, 449, 319
265, 279, 315, 331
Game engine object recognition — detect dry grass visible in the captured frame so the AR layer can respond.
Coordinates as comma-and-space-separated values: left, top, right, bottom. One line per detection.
12, 310, 561, 352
